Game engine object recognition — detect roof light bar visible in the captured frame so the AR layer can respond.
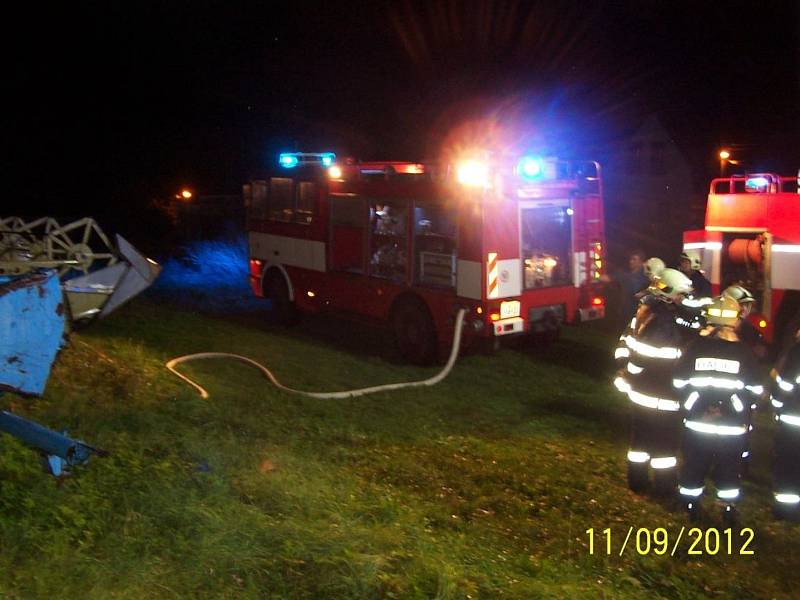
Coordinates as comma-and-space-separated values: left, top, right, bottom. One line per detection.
278, 152, 336, 168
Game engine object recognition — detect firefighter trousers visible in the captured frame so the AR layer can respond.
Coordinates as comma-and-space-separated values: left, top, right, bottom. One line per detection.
680, 429, 745, 501
629, 404, 682, 465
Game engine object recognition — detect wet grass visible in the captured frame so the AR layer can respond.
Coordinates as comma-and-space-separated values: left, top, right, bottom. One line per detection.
0, 296, 798, 599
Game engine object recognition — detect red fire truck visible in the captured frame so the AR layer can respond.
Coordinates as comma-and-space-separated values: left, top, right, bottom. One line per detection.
683, 172, 800, 350
244, 151, 606, 363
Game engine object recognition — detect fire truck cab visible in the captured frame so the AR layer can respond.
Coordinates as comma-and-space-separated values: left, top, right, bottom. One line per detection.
244, 151, 606, 363
683, 172, 800, 350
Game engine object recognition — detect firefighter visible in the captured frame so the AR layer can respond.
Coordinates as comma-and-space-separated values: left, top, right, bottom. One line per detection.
674, 295, 763, 524
614, 268, 694, 495
771, 328, 800, 520
679, 250, 712, 298
722, 285, 767, 360
722, 284, 765, 475
631, 257, 667, 306
675, 253, 714, 333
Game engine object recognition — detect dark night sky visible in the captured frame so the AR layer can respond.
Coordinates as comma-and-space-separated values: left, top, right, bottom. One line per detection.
5, 0, 799, 235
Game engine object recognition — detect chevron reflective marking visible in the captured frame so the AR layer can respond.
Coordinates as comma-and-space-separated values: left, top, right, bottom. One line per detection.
487, 252, 499, 299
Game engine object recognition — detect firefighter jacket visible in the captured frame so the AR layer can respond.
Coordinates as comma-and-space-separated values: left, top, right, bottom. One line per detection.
614, 300, 690, 412
772, 339, 800, 426
673, 332, 763, 436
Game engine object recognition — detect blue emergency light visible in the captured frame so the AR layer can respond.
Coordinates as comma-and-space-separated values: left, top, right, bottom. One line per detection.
745, 176, 769, 192
278, 152, 336, 168
279, 153, 300, 168
517, 156, 545, 181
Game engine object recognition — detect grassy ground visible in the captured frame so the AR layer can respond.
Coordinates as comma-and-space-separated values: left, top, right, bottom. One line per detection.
1, 295, 798, 599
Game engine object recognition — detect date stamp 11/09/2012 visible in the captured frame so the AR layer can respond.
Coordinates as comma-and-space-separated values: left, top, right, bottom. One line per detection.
585, 527, 755, 557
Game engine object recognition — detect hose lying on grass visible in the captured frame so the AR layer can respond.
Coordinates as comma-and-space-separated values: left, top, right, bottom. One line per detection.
165, 308, 466, 399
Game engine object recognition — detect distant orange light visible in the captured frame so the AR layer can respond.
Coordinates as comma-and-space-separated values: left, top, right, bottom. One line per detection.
476, 307, 483, 315
490, 312, 500, 322
719, 150, 730, 160
758, 319, 767, 328
180, 189, 193, 199
328, 165, 343, 179
592, 297, 604, 306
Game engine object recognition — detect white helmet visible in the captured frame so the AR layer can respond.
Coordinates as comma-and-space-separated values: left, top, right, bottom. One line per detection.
644, 257, 666, 281
680, 250, 702, 271
649, 268, 693, 301
704, 295, 740, 326
722, 285, 755, 305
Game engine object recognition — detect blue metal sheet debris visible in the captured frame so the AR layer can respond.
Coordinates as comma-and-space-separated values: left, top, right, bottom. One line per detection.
0, 271, 65, 396
0, 217, 162, 477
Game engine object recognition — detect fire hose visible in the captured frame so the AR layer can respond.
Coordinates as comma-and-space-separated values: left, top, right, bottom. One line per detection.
166, 308, 466, 399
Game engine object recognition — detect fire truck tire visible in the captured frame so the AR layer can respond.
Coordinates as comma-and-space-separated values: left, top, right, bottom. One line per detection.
391, 297, 437, 365
264, 271, 296, 325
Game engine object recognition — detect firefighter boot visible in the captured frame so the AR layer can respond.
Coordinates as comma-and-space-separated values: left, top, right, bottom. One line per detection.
722, 504, 738, 528
652, 466, 677, 497
627, 462, 649, 494
686, 501, 702, 523
774, 503, 800, 523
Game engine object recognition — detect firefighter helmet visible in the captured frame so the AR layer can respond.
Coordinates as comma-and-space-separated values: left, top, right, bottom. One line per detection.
644, 257, 666, 281
649, 268, 693, 301
680, 250, 702, 271
704, 295, 741, 326
722, 285, 755, 305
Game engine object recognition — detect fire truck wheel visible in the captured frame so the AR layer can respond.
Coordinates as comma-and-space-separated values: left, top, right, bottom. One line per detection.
264, 271, 296, 325
391, 298, 437, 365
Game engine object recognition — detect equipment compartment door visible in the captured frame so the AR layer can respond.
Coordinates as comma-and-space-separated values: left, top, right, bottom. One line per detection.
330, 196, 367, 274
